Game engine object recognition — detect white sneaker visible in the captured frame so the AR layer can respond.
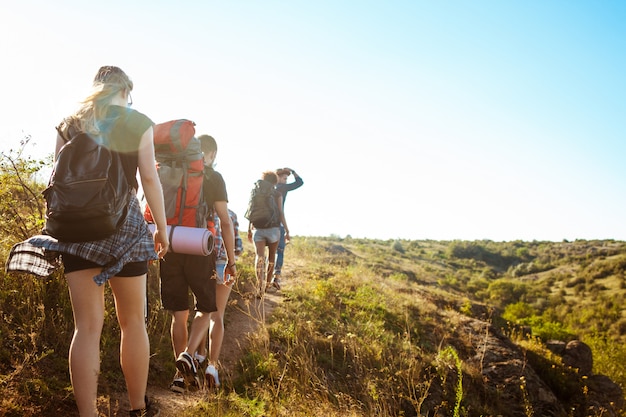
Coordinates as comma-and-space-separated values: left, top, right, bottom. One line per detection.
205, 364, 221, 388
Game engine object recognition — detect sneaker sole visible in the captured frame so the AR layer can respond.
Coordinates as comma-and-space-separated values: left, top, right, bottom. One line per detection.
176, 358, 200, 389
170, 381, 185, 394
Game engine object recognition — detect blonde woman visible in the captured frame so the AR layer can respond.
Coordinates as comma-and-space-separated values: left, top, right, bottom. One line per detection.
7, 66, 168, 416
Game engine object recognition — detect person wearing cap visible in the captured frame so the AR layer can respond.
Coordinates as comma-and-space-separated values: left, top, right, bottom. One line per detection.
273, 167, 304, 288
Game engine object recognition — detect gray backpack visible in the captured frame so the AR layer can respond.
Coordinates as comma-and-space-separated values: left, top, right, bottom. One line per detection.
245, 179, 280, 229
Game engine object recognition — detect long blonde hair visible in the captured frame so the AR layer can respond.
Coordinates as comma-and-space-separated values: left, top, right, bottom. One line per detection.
69, 66, 134, 136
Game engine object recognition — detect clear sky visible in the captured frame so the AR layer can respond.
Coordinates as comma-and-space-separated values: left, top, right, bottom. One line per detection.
1, 0, 624, 242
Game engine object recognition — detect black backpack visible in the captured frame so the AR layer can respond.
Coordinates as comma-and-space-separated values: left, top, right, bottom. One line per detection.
244, 179, 280, 229
42, 128, 131, 242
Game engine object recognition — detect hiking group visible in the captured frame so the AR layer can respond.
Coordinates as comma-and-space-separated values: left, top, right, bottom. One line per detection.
5, 66, 303, 417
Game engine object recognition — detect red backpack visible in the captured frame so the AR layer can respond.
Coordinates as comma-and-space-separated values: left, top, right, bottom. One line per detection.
144, 120, 212, 232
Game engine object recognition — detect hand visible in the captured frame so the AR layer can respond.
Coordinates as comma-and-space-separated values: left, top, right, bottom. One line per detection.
154, 229, 169, 258
225, 263, 237, 286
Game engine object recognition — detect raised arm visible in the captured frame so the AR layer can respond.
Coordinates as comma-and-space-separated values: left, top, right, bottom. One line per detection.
284, 169, 304, 191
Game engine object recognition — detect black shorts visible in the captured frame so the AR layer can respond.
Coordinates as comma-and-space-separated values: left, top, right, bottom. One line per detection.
159, 252, 217, 313
62, 253, 148, 276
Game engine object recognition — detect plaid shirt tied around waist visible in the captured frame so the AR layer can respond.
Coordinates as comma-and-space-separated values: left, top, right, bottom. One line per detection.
5, 194, 157, 286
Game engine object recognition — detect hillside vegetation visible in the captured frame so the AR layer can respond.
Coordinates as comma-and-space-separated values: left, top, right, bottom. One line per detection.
2, 146, 626, 416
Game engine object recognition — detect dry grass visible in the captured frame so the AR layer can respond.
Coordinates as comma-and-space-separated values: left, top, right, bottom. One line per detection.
2, 150, 626, 415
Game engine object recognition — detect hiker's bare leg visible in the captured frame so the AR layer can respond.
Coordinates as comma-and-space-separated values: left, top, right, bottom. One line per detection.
66, 268, 105, 416
254, 241, 267, 292
109, 274, 149, 411
267, 241, 279, 285
185, 310, 211, 356
197, 334, 208, 359
171, 310, 190, 359
209, 282, 233, 363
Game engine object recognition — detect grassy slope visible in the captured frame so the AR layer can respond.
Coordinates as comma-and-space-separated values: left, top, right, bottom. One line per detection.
1, 236, 625, 416
180, 237, 626, 416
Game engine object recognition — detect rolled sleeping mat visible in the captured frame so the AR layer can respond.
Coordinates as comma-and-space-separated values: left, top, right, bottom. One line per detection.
147, 224, 214, 256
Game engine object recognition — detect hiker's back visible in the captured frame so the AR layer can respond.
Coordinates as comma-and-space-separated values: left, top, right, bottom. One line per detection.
245, 179, 280, 229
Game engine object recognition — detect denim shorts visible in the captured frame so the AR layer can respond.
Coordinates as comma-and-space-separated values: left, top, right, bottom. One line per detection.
216, 260, 226, 285
252, 227, 280, 244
